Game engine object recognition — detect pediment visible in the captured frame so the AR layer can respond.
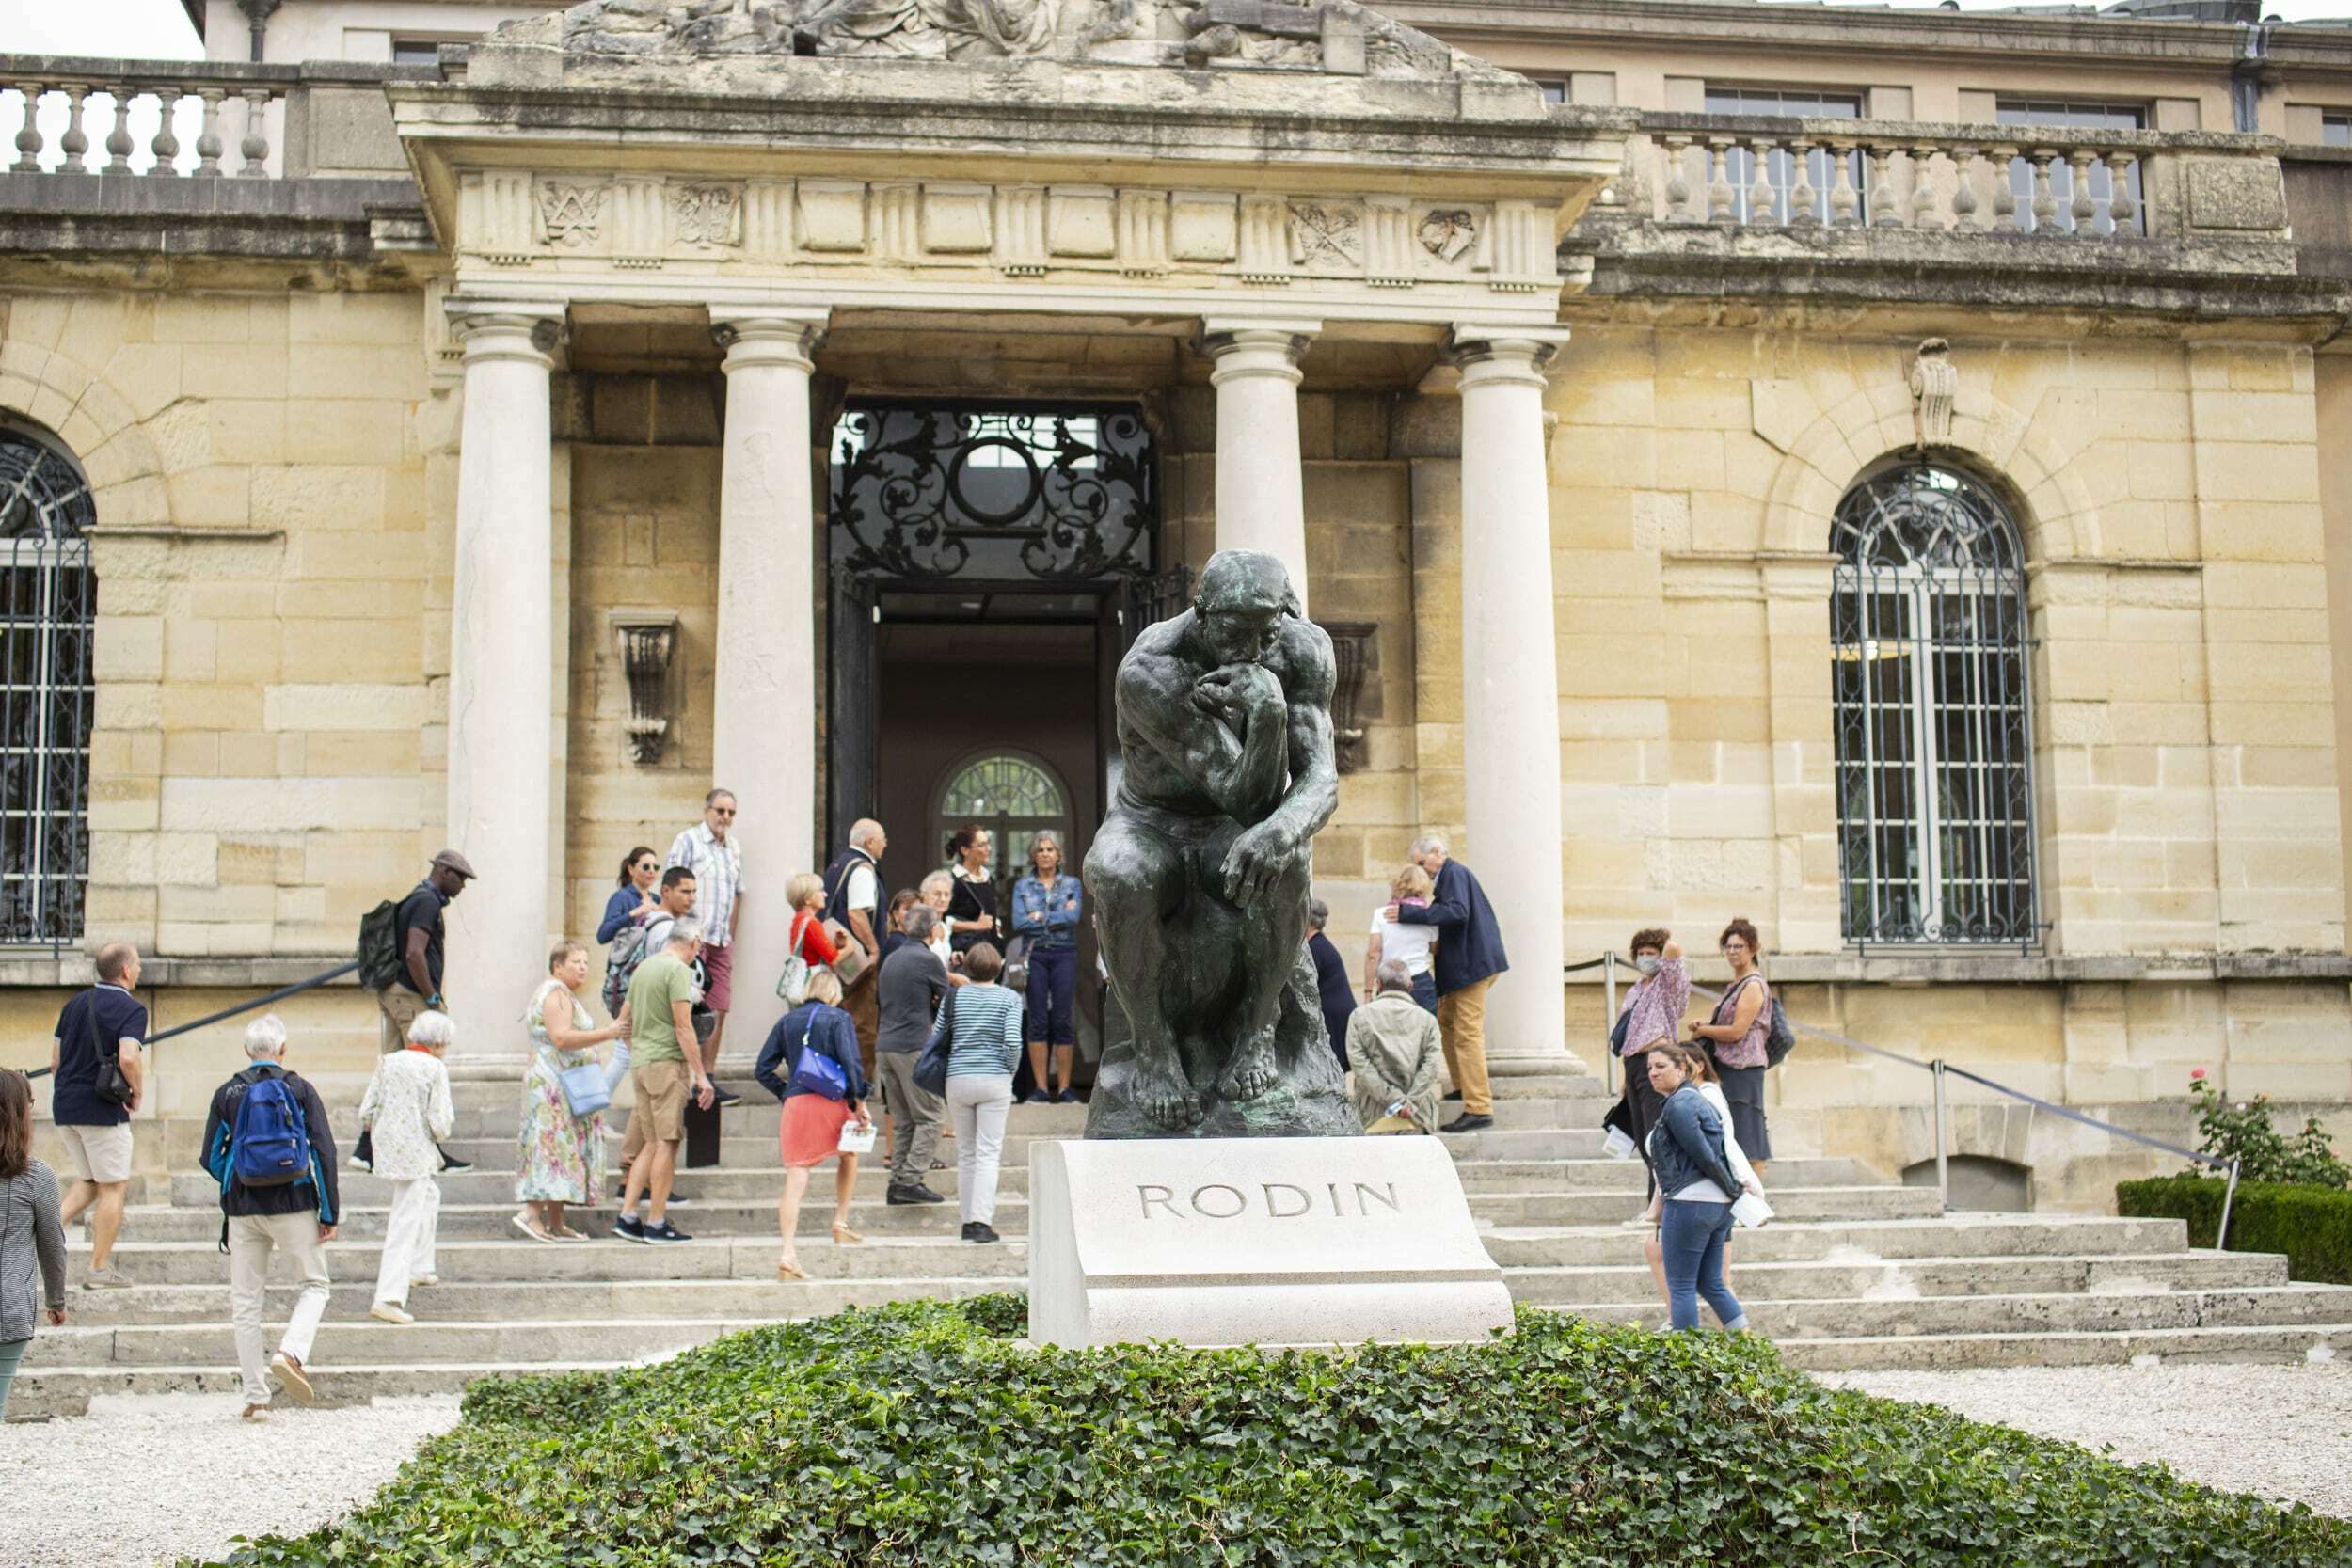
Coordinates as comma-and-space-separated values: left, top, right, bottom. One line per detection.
535, 0, 1503, 79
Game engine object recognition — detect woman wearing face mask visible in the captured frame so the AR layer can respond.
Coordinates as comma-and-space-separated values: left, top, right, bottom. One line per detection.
1610, 928, 1687, 1226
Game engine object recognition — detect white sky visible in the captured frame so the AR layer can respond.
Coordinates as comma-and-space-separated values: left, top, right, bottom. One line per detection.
4, 0, 2352, 63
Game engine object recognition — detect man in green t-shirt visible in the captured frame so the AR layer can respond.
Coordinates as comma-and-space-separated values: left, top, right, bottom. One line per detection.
616, 918, 714, 1244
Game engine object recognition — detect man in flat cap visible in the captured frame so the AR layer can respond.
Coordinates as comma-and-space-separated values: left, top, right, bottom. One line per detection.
378, 850, 474, 1057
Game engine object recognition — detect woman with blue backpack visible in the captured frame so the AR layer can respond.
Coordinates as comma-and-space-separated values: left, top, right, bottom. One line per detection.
756, 967, 871, 1282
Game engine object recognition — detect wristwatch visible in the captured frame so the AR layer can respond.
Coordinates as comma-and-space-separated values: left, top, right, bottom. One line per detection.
427, 993, 445, 1009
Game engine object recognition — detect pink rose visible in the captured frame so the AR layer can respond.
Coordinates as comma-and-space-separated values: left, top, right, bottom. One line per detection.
2189, 1068, 2207, 1083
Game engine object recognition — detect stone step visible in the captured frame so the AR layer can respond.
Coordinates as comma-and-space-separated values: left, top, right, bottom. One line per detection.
1552, 1284, 2352, 1338
93, 1183, 1940, 1244
1481, 1214, 2198, 1266
1771, 1322, 2352, 1372
56, 1250, 2286, 1329
167, 1154, 1871, 1211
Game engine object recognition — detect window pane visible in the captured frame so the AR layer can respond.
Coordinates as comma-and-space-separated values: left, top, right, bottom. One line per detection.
1830, 465, 2036, 947
2325, 115, 2352, 149
0, 431, 93, 946
1994, 99, 2146, 235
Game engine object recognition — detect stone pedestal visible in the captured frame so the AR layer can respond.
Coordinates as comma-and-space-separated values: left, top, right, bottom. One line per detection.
1028, 1136, 1512, 1348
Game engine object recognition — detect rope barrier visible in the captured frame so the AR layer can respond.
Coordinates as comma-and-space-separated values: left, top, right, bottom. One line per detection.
17, 959, 358, 1081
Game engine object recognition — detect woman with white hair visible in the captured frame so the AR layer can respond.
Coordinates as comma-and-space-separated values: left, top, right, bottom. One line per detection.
358, 1010, 456, 1325
1009, 828, 1083, 1103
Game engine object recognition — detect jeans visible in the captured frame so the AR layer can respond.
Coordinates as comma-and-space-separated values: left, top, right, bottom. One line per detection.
0, 1335, 25, 1419
1660, 1198, 1747, 1332
1025, 945, 1078, 1046
1410, 972, 1437, 1014
230, 1211, 331, 1406
945, 1073, 1013, 1226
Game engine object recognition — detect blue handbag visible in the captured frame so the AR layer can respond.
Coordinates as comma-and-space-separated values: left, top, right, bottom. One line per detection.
788, 1017, 850, 1101
558, 1060, 612, 1118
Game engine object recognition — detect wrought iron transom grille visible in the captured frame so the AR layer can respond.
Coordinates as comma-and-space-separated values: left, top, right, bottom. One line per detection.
936, 751, 1071, 887
1830, 463, 2038, 948
0, 427, 96, 949
830, 403, 1159, 584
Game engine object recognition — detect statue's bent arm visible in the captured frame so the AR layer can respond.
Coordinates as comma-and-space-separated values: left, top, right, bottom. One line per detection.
1117, 642, 1279, 821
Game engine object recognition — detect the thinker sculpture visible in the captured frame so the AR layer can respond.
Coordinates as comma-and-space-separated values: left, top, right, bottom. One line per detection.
1084, 549, 1359, 1138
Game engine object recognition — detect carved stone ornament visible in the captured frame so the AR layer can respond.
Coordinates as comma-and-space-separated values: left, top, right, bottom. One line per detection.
538, 182, 608, 248
1416, 208, 1475, 263
1316, 619, 1377, 774
673, 183, 743, 245
1910, 338, 1957, 451
610, 610, 679, 766
548, 0, 1501, 76
1290, 201, 1361, 267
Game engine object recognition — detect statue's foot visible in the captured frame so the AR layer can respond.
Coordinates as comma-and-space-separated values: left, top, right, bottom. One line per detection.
1133, 1066, 1203, 1132
1216, 1040, 1279, 1105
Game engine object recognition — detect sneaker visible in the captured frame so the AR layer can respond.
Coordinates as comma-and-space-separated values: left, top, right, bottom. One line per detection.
81, 1264, 132, 1291
886, 1182, 947, 1206
437, 1153, 473, 1173
240, 1403, 271, 1423
617, 1185, 690, 1206
613, 1214, 647, 1243
409, 1275, 439, 1288
711, 1085, 743, 1107
1056, 1088, 1082, 1104
1438, 1112, 1494, 1134
962, 1221, 1001, 1244
369, 1303, 415, 1325
643, 1221, 693, 1244
1023, 1089, 1052, 1104
346, 1154, 373, 1173
269, 1352, 314, 1405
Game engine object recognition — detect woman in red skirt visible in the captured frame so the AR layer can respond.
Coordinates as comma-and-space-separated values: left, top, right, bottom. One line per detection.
755, 967, 872, 1280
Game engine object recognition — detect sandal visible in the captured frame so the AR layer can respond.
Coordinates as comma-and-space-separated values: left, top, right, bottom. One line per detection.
832, 1223, 866, 1244
554, 1226, 592, 1242
512, 1212, 554, 1243
777, 1259, 808, 1281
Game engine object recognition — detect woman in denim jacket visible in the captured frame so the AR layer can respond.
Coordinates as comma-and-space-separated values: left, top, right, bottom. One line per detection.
1643, 1042, 1756, 1334
1009, 831, 1084, 1104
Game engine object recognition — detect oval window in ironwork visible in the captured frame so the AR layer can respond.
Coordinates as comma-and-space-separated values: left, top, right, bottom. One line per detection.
1829, 463, 2037, 948
0, 422, 96, 948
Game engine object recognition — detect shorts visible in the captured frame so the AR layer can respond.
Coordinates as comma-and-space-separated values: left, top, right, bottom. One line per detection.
700, 942, 733, 1012
57, 1121, 134, 1184
620, 1059, 689, 1164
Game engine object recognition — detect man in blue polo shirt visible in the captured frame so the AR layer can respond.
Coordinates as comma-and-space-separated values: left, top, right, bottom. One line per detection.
52, 941, 148, 1289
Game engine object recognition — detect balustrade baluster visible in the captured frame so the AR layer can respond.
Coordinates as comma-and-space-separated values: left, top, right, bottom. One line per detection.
1707, 137, 1735, 224
11, 85, 43, 173
2068, 149, 2098, 233
1949, 145, 1980, 230
149, 89, 181, 175
1661, 135, 1693, 221
237, 87, 271, 177
193, 88, 224, 177
1746, 137, 1776, 227
1867, 145, 1902, 229
1908, 145, 1939, 230
1991, 143, 2021, 232
1827, 141, 1859, 227
58, 86, 90, 173
103, 87, 135, 174
1788, 138, 1819, 227
2105, 151, 2138, 232
2028, 150, 2058, 233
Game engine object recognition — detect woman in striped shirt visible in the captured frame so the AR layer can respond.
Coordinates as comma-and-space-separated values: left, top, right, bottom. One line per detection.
930, 942, 1025, 1244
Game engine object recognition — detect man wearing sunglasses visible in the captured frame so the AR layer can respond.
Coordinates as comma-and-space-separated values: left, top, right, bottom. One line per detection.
666, 790, 745, 1106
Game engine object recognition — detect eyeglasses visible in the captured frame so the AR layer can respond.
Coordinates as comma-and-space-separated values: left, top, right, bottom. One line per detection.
635, 860, 658, 872
711, 807, 737, 817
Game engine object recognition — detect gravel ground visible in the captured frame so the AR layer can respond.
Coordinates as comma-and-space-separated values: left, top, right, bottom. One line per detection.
1825, 1362, 2352, 1518
0, 1394, 462, 1568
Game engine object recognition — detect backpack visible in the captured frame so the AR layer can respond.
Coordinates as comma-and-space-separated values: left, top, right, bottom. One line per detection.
1714, 975, 1798, 1069
358, 897, 405, 990
227, 1072, 313, 1190
603, 921, 656, 1016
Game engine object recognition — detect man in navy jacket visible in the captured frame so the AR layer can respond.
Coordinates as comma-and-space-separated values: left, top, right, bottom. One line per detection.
1386, 833, 1508, 1132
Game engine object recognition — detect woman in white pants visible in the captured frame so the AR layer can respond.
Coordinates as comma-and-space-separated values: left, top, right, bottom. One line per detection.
930, 943, 1024, 1244
359, 1010, 456, 1324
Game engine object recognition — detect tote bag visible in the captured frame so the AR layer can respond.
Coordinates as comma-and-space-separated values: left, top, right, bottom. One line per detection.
774, 911, 815, 1005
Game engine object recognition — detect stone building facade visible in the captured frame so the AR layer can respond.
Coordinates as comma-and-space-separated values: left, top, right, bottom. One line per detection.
3, 0, 2351, 1207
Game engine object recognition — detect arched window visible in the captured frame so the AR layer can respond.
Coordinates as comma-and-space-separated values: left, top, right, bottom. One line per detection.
0, 423, 96, 947
933, 751, 1071, 888
1830, 463, 2036, 947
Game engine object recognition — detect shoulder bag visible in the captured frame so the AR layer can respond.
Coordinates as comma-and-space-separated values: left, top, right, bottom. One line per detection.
775, 911, 814, 1005
787, 1013, 850, 1101
88, 993, 134, 1106
913, 988, 959, 1098
1709, 975, 1798, 1069
533, 983, 612, 1118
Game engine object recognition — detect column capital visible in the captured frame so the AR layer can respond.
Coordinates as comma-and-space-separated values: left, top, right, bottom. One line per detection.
445, 301, 565, 367
1197, 317, 1321, 379
1445, 324, 1572, 386
710, 308, 831, 372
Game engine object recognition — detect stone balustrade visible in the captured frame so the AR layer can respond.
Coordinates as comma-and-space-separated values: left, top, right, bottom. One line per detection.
1630, 111, 2293, 243
8, 72, 283, 178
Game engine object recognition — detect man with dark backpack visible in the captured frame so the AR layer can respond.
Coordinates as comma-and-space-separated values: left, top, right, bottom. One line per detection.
362, 851, 474, 1056
200, 1013, 339, 1422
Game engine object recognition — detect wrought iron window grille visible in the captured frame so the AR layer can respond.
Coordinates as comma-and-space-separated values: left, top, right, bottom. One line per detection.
0, 424, 95, 951
1831, 462, 2039, 950
831, 401, 1162, 586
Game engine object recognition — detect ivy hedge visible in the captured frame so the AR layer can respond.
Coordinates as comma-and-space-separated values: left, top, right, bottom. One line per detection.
199, 1297, 2349, 1568
2119, 1171, 2352, 1284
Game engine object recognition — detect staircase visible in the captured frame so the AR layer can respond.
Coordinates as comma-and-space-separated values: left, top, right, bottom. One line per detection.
16, 1067, 2352, 1417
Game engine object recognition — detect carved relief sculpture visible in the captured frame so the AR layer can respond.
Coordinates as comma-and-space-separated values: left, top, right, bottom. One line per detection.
1911, 337, 1957, 450
1085, 549, 1358, 1139
787, 0, 1061, 59
1290, 201, 1361, 267
673, 183, 743, 245
538, 181, 608, 248
1417, 208, 1475, 263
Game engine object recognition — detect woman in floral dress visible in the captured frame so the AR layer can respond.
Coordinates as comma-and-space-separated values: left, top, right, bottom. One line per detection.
515, 942, 629, 1243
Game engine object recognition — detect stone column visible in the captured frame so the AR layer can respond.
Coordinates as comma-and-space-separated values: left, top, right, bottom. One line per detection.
1452, 325, 1578, 1078
442, 305, 564, 1058
708, 309, 829, 1059
1201, 319, 1319, 611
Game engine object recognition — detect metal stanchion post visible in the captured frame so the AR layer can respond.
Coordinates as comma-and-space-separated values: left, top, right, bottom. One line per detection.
1602, 951, 1617, 1097
1931, 1058, 1951, 1214
2216, 1157, 2241, 1253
